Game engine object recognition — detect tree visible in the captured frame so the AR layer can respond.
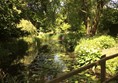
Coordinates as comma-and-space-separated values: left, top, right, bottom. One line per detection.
99, 1, 118, 36
0, 0, 29, 41
0, 0, 31, 76
19, 0, 61, 32
62, 0, 111, 36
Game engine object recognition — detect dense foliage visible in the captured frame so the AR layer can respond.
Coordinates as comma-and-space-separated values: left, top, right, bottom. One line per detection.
99, 7, 118, 36
0, 0, 118, 82
74, 35, 116, 67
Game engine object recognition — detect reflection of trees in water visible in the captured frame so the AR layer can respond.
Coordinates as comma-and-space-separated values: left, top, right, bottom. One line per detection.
28, 53, 66, 82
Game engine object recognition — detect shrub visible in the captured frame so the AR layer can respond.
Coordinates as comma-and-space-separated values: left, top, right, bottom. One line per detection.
74, 35, 116, 66
93, 35, 116, 49
107, 57, 118, 75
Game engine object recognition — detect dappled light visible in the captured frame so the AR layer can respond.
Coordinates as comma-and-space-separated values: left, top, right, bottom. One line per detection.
0, 0, 118, 83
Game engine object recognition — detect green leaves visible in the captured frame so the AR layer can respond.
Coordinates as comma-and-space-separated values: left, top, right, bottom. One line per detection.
0, 0, 28, 40
99, 7, 118, 34
74, 35, 116, 66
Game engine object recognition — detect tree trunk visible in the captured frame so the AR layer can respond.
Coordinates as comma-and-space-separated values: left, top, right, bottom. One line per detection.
86, 17, 91, 35
91, 0, 104, 35
82, 0, 91, 36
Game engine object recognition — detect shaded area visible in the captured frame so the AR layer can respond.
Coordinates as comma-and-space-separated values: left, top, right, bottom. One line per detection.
0, 39, 28, 82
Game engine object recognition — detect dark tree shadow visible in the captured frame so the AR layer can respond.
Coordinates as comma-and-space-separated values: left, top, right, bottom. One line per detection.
0, 38, 28, 77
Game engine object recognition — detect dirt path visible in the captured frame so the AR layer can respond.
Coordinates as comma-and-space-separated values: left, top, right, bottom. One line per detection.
102, 45, 118, 56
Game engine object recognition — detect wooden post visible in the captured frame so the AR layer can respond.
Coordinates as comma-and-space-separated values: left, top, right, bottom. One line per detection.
100, 55, 106, 83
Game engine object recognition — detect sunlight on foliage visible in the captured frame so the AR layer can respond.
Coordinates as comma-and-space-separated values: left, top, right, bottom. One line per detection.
13, 6, 21, 14
107, 57, 118, 75
17, 19, 37, 35
19, 37, 37, 65
78, 22, 86, 34
74, 35, 116, 66
55, 14, 71, 32
61, 23, 71, 30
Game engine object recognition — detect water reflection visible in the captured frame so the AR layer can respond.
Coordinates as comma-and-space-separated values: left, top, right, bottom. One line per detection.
54, 53, 67, 72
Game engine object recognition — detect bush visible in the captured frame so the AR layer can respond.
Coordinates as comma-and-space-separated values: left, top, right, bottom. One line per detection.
60, 35, 116, 82
74, 35, 116, 66
93, 36, 116, 49
107, 57, 118, 75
